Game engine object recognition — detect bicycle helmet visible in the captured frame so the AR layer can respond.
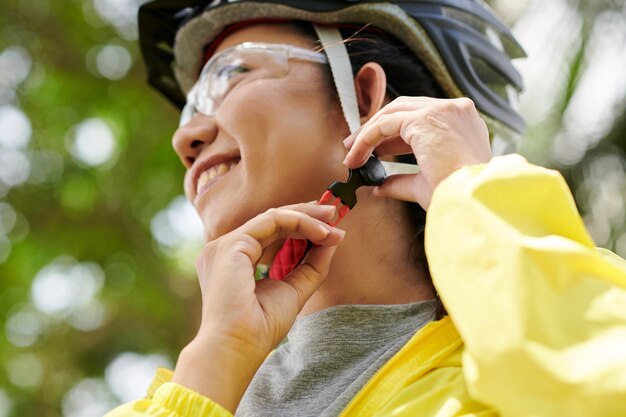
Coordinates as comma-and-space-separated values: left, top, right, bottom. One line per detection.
138, 0, 526, 143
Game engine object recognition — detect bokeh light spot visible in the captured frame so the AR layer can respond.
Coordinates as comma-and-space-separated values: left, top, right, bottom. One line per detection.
62, 378, 117, 417
0, 202, 17, 234
92, 0, 148, 40
104, 352, 172, 403
69, 118, 117, 167
6, 210, 29, 242
0, 105, 32, 149
5, 308, 45, 347
96, 45, 132, 80
7, 353, 44, 389
0, 46, 32, 87
0, 86, 16, 106
31, 258, 105, 322
0, 389, 12, 417
150, 195, 203, 250
67, 299, 107, 332
552, 11, 626, 166
0, 149, 31, 187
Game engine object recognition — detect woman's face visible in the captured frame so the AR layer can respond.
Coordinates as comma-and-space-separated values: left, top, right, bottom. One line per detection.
172, 23, 350, 242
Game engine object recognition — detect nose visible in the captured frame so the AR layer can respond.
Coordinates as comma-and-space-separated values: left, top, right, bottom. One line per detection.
172, 114, 218, 168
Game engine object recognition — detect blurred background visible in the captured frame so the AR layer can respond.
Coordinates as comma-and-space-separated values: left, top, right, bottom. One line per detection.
0, 0, 624, 416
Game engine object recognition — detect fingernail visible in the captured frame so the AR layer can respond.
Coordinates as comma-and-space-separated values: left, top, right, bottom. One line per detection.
318, 225, 331, 237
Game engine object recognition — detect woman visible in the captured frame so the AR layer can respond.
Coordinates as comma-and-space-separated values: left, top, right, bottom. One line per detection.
107, 1, 626, 416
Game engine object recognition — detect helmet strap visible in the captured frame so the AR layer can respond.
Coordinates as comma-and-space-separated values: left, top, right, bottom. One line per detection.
313, 25, 361, 135
313, 25, 420, 176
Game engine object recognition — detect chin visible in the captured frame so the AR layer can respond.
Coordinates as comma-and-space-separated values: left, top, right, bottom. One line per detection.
199, 205, 253, 243
201, 218, 233, 242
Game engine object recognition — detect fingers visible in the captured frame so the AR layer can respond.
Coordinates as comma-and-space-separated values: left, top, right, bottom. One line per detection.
342, 99, 422, 151
370, 137, 413, 158
344, 133, 409, 157
281, 244, 338, 311
344, 97, 488, 168
343, 112, 411, 168
280, 202, 337, 224
250, 208, 344, 247
373, 173, 431, 209
232, 204, 345, 264
343, 97, 449, 168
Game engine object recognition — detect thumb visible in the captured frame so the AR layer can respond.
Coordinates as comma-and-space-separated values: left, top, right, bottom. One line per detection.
282, 244, 340, 311
374, 172, 432, 210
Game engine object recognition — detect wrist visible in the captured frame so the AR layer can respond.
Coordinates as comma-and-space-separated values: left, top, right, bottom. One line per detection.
172, 337, 266, 413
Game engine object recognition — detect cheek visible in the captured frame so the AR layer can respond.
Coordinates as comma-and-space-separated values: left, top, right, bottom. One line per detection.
214, 71, 348, 204
221, 76, 339, 161
216, 81, 272, 151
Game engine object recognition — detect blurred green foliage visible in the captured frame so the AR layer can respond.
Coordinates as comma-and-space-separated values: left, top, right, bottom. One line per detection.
0, 1, 203, 416
0, 0, 624, 416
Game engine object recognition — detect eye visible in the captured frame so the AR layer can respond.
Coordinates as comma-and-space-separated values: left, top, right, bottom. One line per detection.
217, 64, 250, 78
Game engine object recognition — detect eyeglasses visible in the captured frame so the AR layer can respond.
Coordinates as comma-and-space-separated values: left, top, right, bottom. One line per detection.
179, 42, 329, 127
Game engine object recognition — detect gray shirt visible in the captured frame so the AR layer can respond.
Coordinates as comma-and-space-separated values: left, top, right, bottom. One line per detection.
236, 299, 438, 417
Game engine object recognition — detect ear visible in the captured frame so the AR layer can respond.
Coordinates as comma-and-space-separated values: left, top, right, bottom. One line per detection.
354, 62, 388, 124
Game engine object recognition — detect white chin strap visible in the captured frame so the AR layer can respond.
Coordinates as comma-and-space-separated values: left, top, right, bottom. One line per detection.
313, 25, 420, 175
314, 25, 361, 134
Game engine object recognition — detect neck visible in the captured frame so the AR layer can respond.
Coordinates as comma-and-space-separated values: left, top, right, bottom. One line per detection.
298, 191, 436, 316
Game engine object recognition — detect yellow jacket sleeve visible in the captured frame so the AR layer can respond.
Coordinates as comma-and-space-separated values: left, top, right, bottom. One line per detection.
425, 154, 626, 417
104, 368, 233, 417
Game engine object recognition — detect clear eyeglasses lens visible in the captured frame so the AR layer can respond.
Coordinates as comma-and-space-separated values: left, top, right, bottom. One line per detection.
178, 43, 327, 127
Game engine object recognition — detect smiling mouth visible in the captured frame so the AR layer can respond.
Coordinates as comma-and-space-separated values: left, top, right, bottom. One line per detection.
195, 158, 240, 198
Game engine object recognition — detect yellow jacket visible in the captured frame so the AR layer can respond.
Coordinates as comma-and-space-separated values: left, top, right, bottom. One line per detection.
106, 154, 626, 417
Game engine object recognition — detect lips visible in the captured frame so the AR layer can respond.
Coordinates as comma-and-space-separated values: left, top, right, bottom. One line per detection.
191, 154, 241, 203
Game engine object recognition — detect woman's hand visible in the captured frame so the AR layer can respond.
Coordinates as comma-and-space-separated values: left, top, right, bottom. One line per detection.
172, 203, 344, 412
343, 97, 492, 209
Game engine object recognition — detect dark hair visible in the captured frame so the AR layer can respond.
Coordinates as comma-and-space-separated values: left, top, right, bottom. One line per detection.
294, 21, 447, 316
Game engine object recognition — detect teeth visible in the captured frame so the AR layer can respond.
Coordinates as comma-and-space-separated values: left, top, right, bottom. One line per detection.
196, 161, 237, 194
197, 172, 210, 190
217, 163, 229, 176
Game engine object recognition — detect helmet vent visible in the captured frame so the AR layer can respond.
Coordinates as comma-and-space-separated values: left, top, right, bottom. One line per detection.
442, 6, 524, 59
469, 56, 510, 103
